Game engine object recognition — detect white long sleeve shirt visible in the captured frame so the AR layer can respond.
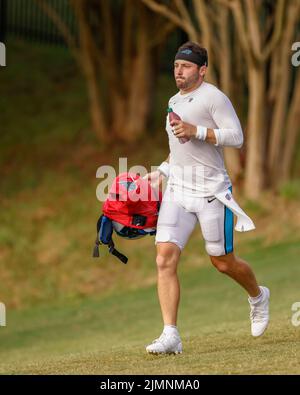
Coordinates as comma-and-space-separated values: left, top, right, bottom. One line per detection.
166, 81, 243, 197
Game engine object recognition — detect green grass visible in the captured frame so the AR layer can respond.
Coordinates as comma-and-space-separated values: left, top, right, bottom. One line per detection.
0, 240, 299, 375
279, 180, 300, 201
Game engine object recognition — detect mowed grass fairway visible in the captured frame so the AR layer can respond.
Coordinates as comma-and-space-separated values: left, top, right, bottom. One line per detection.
1, 240, 299, 375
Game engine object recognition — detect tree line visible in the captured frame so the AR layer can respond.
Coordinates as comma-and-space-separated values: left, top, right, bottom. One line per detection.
35, 0, 300, 199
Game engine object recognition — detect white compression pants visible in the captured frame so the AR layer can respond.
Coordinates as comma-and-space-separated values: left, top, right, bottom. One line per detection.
155, 186, 234, 256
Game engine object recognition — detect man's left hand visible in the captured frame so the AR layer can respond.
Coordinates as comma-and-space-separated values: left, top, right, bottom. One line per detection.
171, 120, 197, 140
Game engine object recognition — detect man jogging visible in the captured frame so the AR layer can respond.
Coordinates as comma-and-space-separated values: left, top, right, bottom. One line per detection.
144, 42, 270, 355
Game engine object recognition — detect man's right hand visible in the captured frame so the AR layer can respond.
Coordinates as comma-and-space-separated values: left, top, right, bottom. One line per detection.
143, 170, 164, 189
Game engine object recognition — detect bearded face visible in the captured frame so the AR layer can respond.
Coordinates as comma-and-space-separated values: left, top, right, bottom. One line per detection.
174, 60, 204, 92
175, 71, 200, 90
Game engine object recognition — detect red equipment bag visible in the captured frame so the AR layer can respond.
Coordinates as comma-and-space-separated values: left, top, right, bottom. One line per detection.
103, 172, 162, 229
93, 172, 162, 263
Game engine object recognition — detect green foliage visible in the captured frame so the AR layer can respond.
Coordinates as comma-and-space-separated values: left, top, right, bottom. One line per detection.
242, 199, 268, 216
0, 39, 90, 151
279, 180, 300, 201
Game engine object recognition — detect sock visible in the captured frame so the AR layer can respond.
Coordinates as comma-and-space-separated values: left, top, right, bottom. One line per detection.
163, 325, 179, 336
249, 287, 263, 304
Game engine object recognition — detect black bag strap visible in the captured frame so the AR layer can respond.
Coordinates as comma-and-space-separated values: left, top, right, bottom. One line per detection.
108, 239, 128, 264
92, 215, 128, 264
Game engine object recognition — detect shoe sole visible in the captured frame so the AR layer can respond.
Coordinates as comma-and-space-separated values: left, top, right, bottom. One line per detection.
252, 322, 269, 337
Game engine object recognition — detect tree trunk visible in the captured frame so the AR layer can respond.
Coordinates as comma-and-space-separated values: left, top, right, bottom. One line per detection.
74, 1, 108, 143
127, 7, 152, 142
110, 3, 152, 143
110, 93, 127, 142
267, 58, 289, 184
267, 1, 299, 185
218, 5, 242, 183
110, 53, 151, 143
192, 0, 217, 85
280, 70, 300, 182
244, 64, 266, 199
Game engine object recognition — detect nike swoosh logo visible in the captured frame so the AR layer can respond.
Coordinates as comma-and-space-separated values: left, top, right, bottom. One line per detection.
207, 197, 216, 203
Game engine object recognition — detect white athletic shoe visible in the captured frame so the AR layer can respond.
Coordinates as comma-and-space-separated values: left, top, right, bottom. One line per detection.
146, 332, 183, 355
249, 286, 270, 337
